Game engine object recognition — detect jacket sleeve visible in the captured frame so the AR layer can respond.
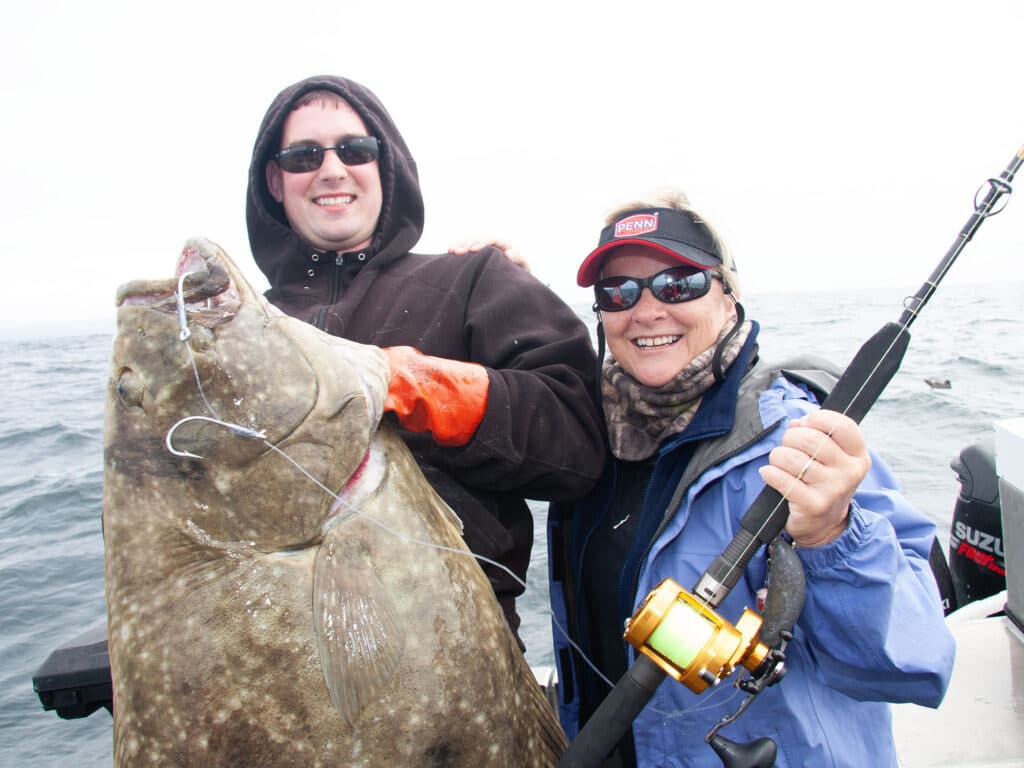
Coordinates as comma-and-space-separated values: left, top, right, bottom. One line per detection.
792, 454, 956, 707
412, 249, 606, 501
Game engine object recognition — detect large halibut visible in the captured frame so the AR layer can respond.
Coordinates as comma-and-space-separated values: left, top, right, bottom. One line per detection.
103, 236, 567, 766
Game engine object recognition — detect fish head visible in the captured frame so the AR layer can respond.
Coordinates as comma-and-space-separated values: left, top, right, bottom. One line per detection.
106, 236, 389, 550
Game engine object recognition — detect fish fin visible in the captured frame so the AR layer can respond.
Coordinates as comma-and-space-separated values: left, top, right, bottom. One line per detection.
313, 541, 406, 725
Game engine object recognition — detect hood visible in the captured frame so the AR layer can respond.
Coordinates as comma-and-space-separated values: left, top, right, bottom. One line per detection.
245, 75, 425, 290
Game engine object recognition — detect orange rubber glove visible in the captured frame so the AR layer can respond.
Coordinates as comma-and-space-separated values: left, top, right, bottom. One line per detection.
383, 346, 490, 447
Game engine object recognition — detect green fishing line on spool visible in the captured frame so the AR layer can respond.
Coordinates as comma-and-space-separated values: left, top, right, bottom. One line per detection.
646, 599, 716, 668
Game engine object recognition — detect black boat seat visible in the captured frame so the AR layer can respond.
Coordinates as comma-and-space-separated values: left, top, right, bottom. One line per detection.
32, 620, 112, 719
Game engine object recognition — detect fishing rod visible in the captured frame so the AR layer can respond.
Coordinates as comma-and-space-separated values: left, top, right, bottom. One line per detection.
558, 142, 1024, 768
694, 141, 1024, 609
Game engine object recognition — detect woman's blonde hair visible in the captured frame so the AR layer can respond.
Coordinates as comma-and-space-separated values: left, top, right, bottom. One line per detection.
604, 189, 741, 297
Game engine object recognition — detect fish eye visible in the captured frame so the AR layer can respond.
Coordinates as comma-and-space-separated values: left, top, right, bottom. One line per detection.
116, 369, 145, 408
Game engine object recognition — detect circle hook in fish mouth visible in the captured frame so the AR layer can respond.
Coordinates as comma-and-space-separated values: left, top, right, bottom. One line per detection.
165, 415, 268, 459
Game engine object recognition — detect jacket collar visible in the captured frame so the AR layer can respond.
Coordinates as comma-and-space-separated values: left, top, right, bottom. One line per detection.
659, 321, 761, 456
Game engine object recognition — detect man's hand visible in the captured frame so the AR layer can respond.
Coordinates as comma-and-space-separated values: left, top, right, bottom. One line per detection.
383, 347, 490, 447
448, 238, 531, 272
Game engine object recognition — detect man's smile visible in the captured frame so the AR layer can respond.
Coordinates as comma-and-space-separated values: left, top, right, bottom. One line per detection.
314, 194, 355, 207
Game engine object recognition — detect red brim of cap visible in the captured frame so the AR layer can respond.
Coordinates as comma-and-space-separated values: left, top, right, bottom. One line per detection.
576, 239, 715, 286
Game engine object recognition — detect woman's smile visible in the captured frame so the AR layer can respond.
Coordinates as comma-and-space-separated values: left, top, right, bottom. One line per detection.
632, 334, 682, 349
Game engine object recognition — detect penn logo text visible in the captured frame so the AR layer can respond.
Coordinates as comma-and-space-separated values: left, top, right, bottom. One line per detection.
615, 213, 659, 238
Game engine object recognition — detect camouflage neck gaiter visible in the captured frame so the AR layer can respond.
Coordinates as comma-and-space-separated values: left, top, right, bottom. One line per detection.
602, 320, 752, 461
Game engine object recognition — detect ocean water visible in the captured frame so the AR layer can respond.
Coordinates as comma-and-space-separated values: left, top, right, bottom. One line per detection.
2, 280, 1021, 766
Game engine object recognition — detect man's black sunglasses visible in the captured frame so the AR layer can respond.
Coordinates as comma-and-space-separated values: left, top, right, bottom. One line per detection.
273, 136, 382, 173
594, 267, 718, 312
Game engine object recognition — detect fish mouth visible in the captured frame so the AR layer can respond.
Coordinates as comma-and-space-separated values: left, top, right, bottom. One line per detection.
114, 237, 254, 327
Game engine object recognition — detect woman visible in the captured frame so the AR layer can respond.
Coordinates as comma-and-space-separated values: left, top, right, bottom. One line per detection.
548, 191, 954, 767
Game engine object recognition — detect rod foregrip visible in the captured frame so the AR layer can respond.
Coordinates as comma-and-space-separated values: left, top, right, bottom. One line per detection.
820, 322, 910, 422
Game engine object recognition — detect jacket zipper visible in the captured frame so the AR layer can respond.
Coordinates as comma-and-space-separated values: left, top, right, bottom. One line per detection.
567, 462, 620, 692
574, 463, 617, 634
314, 253, 344, 330
618, 470, 656, 661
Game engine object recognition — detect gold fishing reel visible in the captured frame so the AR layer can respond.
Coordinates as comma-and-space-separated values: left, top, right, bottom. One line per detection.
623, 577, 769, 694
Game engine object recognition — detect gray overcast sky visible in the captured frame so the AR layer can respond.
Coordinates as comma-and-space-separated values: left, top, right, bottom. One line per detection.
2, 0, 1023, 336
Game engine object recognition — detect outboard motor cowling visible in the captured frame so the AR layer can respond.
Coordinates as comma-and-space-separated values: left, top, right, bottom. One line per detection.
949, 438, 1006, 609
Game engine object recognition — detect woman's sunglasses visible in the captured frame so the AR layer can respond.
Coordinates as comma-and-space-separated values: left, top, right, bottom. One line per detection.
273, 136, 382, 173
594, 267, 718, 312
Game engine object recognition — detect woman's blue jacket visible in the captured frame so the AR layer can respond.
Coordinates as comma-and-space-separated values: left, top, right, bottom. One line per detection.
547, 331, 955, 767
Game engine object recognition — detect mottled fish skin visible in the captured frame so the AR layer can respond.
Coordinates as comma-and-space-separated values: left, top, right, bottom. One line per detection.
103, 237, 567, 767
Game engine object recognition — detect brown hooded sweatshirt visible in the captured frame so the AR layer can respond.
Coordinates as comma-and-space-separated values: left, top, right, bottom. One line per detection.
246, 75, 605, 641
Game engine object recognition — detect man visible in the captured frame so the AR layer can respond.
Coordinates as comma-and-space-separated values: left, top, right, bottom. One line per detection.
246, 75, 605, 642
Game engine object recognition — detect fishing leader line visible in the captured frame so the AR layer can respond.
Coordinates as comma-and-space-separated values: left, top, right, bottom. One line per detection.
175, 271, 221, 420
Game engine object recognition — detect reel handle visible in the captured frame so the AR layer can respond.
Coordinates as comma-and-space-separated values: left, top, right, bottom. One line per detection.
708, 734, 778, 768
